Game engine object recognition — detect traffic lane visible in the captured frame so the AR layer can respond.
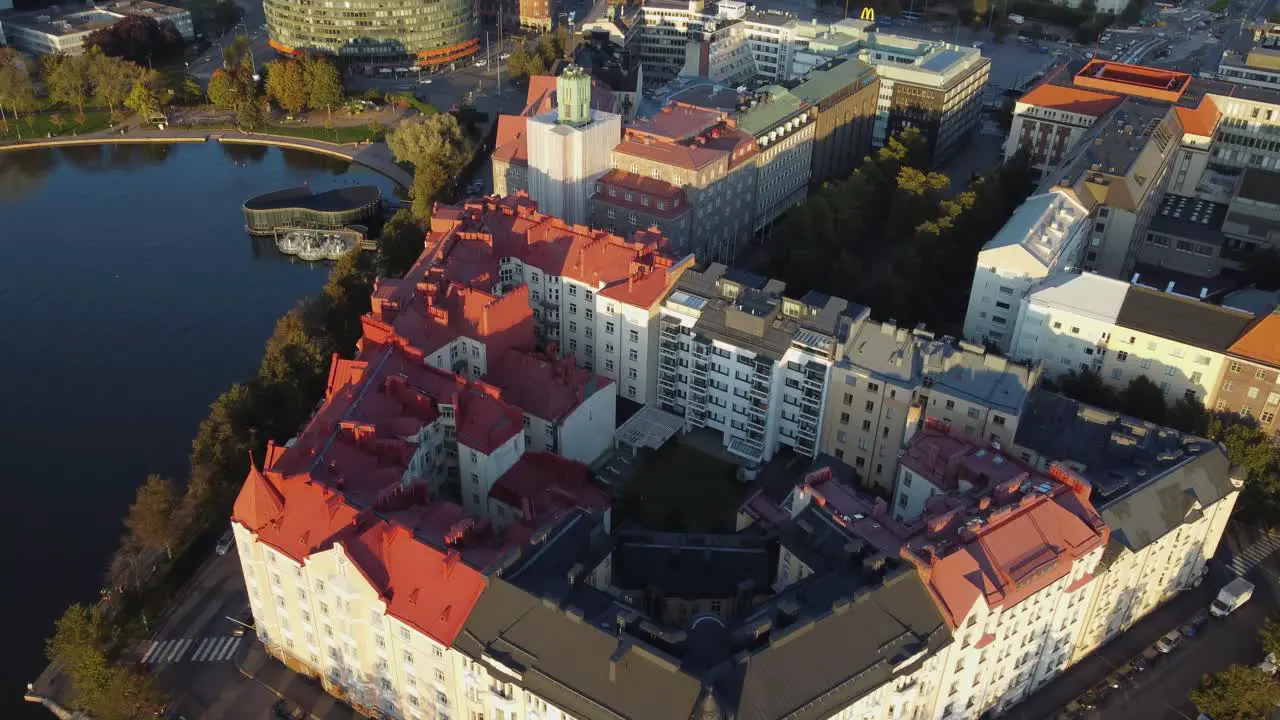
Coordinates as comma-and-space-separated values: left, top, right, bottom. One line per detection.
161, 654, 282, 720
1098, 593, 1272, 720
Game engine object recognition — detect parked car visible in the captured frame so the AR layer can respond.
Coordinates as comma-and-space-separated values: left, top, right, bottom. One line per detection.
1156, 630, 1182, 653
475, 58, 489, 67
215, 529, 234, 555
273, 699, 305, 719
1181, 609, 1209, 637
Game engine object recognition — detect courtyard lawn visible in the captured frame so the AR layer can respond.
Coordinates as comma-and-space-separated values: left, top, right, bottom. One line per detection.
619, 441, 745, 533
0, 111, 113, 143
264, 123, 387, 145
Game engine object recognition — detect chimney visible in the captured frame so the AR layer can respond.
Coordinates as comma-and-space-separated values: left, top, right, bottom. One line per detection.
978, 496, 992, 512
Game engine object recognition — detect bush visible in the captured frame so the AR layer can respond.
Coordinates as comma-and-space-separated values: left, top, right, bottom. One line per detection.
386, 91, 438, 116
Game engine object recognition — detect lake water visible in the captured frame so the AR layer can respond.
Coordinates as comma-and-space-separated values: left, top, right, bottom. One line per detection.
0, 142, 401, 718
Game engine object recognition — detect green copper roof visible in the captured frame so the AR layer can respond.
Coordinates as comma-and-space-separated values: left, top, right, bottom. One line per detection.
736, 86, 809, 138
791, 59, 876, 105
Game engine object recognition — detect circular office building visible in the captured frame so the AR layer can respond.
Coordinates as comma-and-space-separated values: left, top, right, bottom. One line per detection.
243, 185, 382, 235
264, 0, 479, 66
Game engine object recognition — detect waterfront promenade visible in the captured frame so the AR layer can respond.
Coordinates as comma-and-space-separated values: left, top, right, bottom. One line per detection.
0, 129, 412, 189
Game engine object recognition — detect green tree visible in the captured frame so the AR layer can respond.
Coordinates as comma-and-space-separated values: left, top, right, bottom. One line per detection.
45, 54, 93, 118
207, 67, 238, 108
1207, 415, 1280, 522
46, 603, 108, 675
0, 47, 38, 130
255, 305, 333, 439
387, 111, 468, 168
190, 382, 260, 489
1167, 395, 1210, 435
1120, 375, 1167, 423
88, 50, 140, 117
322, 249, 375, 354
264, 58, 308, 113
222, 35, 252, 70
125, 474, 179, 559
1055, 369, 1120, 409
302, 54, 344, 112
1260, 616, 1280, 658
375, 209, 426, 278
507, 45, 532, 77
124, 76, 162, 119
1190, 665, 1280, 720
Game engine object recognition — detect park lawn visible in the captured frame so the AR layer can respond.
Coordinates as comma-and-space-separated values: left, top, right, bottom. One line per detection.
264, 123, 387, 144
620, 441, 745, 533
0, 110, 113, 143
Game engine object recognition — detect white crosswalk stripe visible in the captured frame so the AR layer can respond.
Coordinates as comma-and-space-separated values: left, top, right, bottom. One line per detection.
140, 636, 245, 664
1229, 530, 1280, 577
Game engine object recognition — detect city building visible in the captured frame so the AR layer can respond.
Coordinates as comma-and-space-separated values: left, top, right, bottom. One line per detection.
1134, 193, 1230, 278
525, 68, 623, 226
592, 102, 758, 262
732, 86, 815, 232
1215, 311, 1280, 429
787, 436, 1110, 718
573, 30, 645, 121
1013, 391, 1243, 658
424, 194, 692, 405
1221, 166, 1280, 263
263, 0, 478, 67
963, 188, 1092, 351
1009, 271, 1256, 406
790, 58, 880, 189
1217, 22, 1280, 92
656, 263, 853, 463
242, 186, 382, 235
821, 319, 1040, 494
1002, 73, 1124, 180
492, 74, 620, 200
2, 0, 193, 55
1040, 97, 1183, 279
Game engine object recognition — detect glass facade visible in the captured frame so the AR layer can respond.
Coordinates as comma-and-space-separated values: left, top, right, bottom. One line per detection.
243, 186, 381, 234
264, 0, 479, 65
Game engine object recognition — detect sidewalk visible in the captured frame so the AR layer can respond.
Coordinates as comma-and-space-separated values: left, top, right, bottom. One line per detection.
237, 644, 365, 720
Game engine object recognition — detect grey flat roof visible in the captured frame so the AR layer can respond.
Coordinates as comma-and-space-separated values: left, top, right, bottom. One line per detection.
791, 59, 877, 105
244, 185, 381, 212
1147, 193, 1228, 245
1013, 391, 1236, 551
1237, 166, 1280, 205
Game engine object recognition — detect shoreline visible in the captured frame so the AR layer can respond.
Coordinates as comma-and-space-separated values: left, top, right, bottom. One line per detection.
0, 133, 411, 188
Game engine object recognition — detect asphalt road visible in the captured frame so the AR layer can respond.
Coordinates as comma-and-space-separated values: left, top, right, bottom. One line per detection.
134, 547, 283, 719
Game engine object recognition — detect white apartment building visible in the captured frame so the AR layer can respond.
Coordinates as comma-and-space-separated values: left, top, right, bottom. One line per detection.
656, 263, 854, 463
1009, 272, 1255, 406
1013, 392, 1243, 662
525, 68, 622, 227
963, 188, 1092, 352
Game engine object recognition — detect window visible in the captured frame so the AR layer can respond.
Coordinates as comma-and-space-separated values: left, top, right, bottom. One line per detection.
867, 381, 880, 393
1258, 368, 1269, 380
1111, 368, 1123, 380
862, 419, 872, 431
992, 414, 1005, 426
404, 651, 414, 665
865, 400, 875, 413
629, 349, 639, 361
945, 399, 956, 410
840, 412, 851, 424
1230, 361, 1243, 373
1165, 366, 1176, 377
967, 407, 980, 419
606, 321, 616, 335
1249, 386, 1261, 399
1263, 411, 1277, 424
1140, 359, 1152, 369
1117, 351, 1128, 362
844, 393, 853, 405
1225, 380, 1235, 392
630, 330, 639, 343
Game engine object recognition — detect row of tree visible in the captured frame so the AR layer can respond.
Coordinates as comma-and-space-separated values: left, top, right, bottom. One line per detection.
0, 46, 171, 130
263, 55, 344, 115
46, 248, 381, 718
762, 129, 1035, 336
1053, 368, 1280, 525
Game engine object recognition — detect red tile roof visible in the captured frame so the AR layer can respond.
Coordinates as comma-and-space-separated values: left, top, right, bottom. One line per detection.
1229, 312, 1280, 368
901, 422, 1029, 492
616, 106, 757, 171
424, 194, 688, 308
343, 519, 487, 646
492, 75, 619, 167
489, 451, 610, 523
484, 348, 610, 423
493, 115, 529, 165
1018, 83, 1123, 118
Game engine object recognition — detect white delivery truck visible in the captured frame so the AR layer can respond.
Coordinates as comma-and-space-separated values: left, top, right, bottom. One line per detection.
1210, 577, 1255, 617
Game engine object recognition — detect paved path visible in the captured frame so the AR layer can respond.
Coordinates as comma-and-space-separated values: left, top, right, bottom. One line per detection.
0, 128, 411, 188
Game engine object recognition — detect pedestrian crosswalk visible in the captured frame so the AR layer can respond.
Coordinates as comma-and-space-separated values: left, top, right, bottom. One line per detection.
1228, 530, 1280, 577
140, 636, 244, 665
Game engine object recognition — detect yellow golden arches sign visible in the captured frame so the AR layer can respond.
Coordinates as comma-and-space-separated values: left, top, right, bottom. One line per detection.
860, 7, 875, 21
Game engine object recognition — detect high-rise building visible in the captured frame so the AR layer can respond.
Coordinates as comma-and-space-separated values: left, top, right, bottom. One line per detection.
790, 58, 881, 189
525, 67, 623, 227
263, 0, 478, 66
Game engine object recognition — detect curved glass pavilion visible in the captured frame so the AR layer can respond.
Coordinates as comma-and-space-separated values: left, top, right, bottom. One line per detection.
243, 185, 382, 235
264, 0, 479, 66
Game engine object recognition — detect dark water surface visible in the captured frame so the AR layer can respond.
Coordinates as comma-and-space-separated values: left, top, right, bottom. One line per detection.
0, 142, 399, 718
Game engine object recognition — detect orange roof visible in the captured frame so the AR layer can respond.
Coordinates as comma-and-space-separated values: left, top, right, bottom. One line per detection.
1019, 83, 1123, 118
1175, 96, 1221, 137
1229, 312, 1280, 368
484, 348, 610, 423
1072, 59, 1191, 103
492, 115, 528, 165
344, 520, 487, 646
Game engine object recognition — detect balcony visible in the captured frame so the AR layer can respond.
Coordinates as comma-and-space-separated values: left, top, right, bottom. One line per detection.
660, 340, 680, 354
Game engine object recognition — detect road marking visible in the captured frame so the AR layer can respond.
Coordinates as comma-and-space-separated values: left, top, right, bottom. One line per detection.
140, 641, 160, 664
172, 639, 194, 662
205, 637, 230, 661
219, 637, 244, 661
190, 638, 213, 661
196, 637, 223, 661
159, 640, 183, 663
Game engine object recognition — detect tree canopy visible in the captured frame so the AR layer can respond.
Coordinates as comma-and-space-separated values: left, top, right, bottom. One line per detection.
763, 130, 1034, 334
1190, 664, 1280, 720
264, 55, 343, 113
387, 112, 471, 217
0, 48, 38, 128
86, 14, 184, 64
125, 474, 179, 559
